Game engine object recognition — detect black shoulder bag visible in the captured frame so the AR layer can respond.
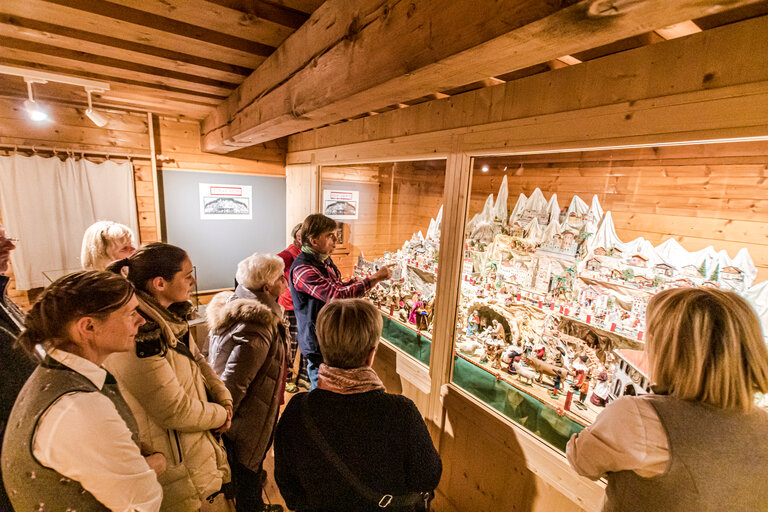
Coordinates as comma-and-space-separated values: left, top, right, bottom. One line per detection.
299, 394, 432, 511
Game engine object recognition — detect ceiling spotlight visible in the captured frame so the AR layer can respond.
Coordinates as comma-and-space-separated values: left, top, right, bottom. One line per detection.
85, 88, 108, 127
481, 165, 489, 173
24, 80, 48, 122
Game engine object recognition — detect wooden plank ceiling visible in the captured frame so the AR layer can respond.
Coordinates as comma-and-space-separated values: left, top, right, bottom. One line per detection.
0, 0, 767, 151
0, 0, 324, 119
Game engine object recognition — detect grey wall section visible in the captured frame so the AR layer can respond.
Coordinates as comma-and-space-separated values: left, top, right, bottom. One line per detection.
162, 170, 286, 291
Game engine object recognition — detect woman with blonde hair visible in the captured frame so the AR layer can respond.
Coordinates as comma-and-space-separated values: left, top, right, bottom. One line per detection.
567, 287, 768, 511
81, 220, 136, 270
208, 253, 289, 512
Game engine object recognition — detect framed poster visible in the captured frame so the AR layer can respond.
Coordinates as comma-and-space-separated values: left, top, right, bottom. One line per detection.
323, 189, 359, 220
199, 183, 252, 220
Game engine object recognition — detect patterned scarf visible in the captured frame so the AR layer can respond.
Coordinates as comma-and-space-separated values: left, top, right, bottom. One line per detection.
301, 245, 329, 263
317, 363, 385, 394
135, 290, 193, 349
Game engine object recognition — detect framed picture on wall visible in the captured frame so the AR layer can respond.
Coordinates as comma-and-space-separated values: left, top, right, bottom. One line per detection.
323, 189, 359, 220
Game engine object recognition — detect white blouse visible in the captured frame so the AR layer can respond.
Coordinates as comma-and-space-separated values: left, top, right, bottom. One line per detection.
33, 348, 163, 512
566, 395, 670, 480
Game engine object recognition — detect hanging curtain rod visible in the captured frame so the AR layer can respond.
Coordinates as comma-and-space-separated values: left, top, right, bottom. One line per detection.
0, 144, 151, 160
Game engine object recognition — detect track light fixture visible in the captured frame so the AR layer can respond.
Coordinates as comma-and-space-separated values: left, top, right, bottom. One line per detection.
23, 80, 48, 122
85, 88, 108, 127
0, 65, 111, 126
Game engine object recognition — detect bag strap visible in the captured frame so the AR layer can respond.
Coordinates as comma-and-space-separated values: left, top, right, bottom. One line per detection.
299, 394, 429, 510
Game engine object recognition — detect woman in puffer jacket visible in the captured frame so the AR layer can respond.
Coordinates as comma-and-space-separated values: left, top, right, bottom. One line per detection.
208, 253, 288, 512
106, 243, 233, 512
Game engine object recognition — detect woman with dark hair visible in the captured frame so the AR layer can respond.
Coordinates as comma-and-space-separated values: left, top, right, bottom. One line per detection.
567, 288, 768, 511
1, 271, 163, 512
106, 243, 233, 512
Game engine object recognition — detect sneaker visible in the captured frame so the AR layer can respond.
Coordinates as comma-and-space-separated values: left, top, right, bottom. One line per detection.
285, 382, 299, 394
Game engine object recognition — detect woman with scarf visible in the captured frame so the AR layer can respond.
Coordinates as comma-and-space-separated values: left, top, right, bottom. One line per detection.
274, 298, 442, 512
207, 253, 288, 512
106, 243, 233, 512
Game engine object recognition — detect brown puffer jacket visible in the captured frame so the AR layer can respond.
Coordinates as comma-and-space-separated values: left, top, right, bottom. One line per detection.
207, 286, 287, 471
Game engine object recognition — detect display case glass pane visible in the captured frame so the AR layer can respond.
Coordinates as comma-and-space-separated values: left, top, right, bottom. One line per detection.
320, 160, 446, 366
452, 142, 768, 452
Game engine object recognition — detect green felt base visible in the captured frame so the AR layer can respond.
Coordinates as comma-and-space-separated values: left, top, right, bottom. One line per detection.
380, 315, 432, 366
380, 313, 584, 452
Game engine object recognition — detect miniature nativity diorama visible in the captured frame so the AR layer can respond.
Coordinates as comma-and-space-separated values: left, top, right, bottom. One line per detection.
354, 175, 768, 428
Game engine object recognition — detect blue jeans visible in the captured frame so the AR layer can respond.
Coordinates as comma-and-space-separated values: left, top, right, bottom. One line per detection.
307, 357, 321, 390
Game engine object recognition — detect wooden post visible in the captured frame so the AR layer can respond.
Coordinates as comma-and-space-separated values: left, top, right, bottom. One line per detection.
147, 112, 166, 242
427, 135, 472, 429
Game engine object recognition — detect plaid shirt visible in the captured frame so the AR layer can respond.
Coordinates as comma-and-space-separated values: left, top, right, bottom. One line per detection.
292, 258, 372, 302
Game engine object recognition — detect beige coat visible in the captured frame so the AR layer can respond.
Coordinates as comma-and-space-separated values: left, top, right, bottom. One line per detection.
105, 302, 232, 512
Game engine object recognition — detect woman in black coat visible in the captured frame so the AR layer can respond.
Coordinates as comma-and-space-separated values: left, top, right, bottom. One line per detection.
274, 298, 442, 512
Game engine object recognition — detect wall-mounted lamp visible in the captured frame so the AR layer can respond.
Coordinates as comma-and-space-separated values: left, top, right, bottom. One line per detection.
85, 88, 108, 127
0, 65, 110, 127
23, 79, 49, 122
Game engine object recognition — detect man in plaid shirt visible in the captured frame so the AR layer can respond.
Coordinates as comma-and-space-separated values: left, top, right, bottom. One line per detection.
289, 214, 391, 389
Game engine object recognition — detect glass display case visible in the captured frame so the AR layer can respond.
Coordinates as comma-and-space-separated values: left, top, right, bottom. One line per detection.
320, 160, 446, 366
449, 143, 768, 452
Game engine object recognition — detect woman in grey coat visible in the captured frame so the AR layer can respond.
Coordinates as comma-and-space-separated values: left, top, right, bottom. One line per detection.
207, 253, 288, 512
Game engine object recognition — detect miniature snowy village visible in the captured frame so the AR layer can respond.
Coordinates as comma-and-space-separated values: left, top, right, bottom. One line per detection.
355, 176, 768, 422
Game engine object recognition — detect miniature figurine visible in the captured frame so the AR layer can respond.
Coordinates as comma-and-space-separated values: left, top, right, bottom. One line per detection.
512, 361, 536, 385
590, 371, 610, 407
466, 311, 480, 336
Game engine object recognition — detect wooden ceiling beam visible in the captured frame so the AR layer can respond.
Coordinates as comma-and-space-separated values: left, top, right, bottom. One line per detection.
0, 57, 228, 102
2, 0, 265, 68
267, 0, 325, 16
104, 0, 295, 48
202, 0, 764, 152
0, 76, 217, 119
0, 15, 252, 82
0, 36, 240, 92
42, 0, 276, 55
207, 0, 309, 29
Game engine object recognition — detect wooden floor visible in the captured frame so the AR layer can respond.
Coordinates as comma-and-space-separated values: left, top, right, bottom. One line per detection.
261, 390, 294, 510
262, 445, 288, 509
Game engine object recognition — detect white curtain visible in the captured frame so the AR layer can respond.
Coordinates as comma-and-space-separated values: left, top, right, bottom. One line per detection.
0, 154, 140, 289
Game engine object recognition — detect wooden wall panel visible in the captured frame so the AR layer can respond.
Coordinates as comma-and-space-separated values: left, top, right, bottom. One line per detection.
468, 141, 768, 281
0, 99, 286, 305
321, 161, 445, 277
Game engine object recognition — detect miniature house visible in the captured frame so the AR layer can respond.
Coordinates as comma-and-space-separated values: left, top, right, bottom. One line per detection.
721, 266, 745, 282
629, 254, 649, 268
654, 263, 675, 277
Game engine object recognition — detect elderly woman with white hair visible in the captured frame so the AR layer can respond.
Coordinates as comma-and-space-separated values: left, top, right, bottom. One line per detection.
207, 253, 288, 512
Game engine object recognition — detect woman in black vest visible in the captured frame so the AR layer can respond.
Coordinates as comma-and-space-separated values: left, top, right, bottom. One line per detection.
567, 288, 768, 511
1, 271, 164, 512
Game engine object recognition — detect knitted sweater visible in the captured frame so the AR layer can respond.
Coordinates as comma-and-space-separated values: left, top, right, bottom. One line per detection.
274, 389, 442, 512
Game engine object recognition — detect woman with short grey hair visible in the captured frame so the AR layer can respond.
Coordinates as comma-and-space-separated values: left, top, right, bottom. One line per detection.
274, 298, 442, 512
208, 252, 289, 512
